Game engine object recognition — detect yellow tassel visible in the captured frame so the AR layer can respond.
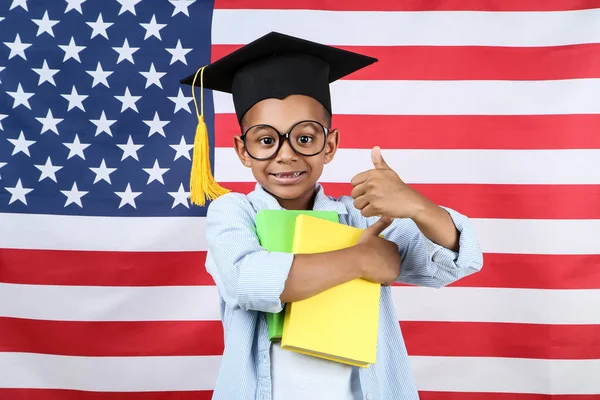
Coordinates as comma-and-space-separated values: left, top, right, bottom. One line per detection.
189, 66, 230, 207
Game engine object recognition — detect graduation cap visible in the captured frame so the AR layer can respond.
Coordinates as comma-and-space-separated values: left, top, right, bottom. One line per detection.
180, 31, 378, 206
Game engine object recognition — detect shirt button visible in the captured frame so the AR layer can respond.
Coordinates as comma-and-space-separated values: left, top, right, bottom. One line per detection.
366, 393, 374, 400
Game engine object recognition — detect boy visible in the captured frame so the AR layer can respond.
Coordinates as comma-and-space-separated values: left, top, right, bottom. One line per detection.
181, 32, 484, 400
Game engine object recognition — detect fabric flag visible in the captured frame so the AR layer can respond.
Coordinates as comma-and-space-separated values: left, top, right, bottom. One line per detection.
1, 0, 599, 399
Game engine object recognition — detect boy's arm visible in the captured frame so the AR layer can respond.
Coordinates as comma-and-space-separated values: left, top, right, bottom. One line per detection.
205, 193, 394, 313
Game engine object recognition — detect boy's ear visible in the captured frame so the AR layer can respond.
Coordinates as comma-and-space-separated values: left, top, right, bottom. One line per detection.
233, 135, 252, 167
323, 128, 340, 164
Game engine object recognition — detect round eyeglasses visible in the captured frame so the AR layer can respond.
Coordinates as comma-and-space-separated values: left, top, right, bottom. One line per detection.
241, 120, 329, 161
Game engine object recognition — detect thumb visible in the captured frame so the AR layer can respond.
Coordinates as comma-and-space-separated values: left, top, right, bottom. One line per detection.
371, 146, 390, 169
363, 217, 393, 237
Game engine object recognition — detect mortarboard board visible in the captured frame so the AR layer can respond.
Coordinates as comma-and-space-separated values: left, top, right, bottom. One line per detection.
180, 31, 378, 206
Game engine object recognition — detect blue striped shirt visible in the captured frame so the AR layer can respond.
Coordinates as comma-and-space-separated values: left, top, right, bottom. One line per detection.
205, 183, 484, 399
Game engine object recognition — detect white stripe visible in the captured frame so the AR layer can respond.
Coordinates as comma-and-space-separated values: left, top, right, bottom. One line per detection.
393, 287, 600, 324
3, 284, 600, 325
212, 9, 600, 47
2, 213, 599, 255
472, 218, 600, 255
214, 148, 600, 185
410, 356, 600, 394
0, 213, 207, 251
0, 352, 220, 391
2, 352, 599, 394
0, 283, 222, 322
213, 79, 600, 115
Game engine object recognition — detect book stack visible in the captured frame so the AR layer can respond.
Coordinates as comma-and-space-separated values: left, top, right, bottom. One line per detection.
255, 210, 381, 368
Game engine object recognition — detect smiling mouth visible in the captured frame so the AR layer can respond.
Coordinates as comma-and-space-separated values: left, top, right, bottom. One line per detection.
270, 171, 305, 178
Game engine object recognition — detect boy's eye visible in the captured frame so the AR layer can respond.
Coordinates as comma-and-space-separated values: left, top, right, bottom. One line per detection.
297, 135, 313, 144
259, 137, 275, 145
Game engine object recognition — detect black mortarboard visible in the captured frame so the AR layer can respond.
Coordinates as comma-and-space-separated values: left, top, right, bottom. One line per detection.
180, 31, 378, 206
180, 31, 378, 122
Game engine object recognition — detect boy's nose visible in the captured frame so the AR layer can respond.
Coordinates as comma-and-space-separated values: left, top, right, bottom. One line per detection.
275, 139, 298, 162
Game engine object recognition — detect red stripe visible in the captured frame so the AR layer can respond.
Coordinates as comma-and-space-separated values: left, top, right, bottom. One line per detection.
0, 317, 224, 356
0, 249, 213, 286
401, 321, 600, 359
212, 44, 600, 81
1, 391, 595, 400
2, 251, 600, 292
214, 0, 600, 11
214, 113, 600, 150
3, 317, 599, 360
220, 182, 600, 220
0, 390, 212, 400
420, 393, 600, 400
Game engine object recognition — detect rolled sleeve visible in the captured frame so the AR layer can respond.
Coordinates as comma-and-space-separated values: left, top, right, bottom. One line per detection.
391, 206, 484, 288
205, 193, 294, 313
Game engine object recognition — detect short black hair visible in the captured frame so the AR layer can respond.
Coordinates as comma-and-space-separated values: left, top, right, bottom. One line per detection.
239, 103, 332, 133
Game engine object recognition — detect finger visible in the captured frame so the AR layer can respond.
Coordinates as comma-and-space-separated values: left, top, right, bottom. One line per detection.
350, 170, 370, 187
353, 193, 371, 210
371, 146, 390, 170
363, 216, 393, 236
350, 181, 369, 199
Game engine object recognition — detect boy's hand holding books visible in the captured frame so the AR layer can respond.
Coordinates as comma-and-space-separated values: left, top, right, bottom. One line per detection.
356, 217, 401, 286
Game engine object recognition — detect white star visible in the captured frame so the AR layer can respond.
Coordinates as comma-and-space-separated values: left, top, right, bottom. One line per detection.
34, 156, 63, 182
0, 114, 7, 130
143, 112, 170, 137
115, 183, 142, 209
91, 111, 116, 137
86, 62, 113, 88
7, 83, 34, 110
168, 183, 190, 209
10, 0, 28, 11
87, 13, 113, 39
89, 159, 117, 184
166, 39, 192, 65
61, 86, 88, 112
143, 160, 169, 184
170, 0, 195, 17
0, 161, 6, 180
35, 109, 63, 135
112, 38, 139, 64
63, 134, 90, 160
59, 37, 85, 63
168, 88, 193, 114
116, 0, 141, 15
32, 60, 60, 86
61, 182, 88, 208
8, 131, 35, 157
170, 136, 194, 161
5, 179, 33, 206
32, 10, 59, 37
139, 62, 166, 89
65, 0, 86, 14
4, 34, 32, 60
115, 87, 141, 113
0, 66, 5, 83
140, 15, 166, 40
117, 136, 144, 161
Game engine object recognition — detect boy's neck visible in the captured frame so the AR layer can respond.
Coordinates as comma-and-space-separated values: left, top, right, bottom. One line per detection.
270, 186, 317, 211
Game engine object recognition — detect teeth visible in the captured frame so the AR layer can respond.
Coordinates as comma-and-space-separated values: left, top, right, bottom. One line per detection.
276, 172, 301, 177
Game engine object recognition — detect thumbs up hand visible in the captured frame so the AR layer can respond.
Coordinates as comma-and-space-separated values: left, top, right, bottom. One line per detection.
351, 146, 426, 220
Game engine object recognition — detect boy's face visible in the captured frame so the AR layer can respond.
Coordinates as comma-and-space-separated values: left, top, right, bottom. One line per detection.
233, 95, 339, 209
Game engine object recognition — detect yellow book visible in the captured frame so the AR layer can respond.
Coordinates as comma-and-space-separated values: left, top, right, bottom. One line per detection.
280, 215, 381, 368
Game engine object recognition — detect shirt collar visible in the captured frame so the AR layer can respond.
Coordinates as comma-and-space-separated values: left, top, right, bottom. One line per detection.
248, 182, 348, 215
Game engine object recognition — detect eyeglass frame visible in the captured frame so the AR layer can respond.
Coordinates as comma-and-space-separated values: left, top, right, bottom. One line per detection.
240, 119, 331, 161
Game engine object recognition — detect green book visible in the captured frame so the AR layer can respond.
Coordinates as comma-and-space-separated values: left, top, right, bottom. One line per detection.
255, 209, 339, 341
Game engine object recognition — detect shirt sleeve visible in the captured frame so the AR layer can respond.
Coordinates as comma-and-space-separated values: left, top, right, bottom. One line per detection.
386, 206, 484, 288
204, 193, 293, 313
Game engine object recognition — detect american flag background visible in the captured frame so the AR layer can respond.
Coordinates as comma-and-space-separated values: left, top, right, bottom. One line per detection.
1, 0, 600, 398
